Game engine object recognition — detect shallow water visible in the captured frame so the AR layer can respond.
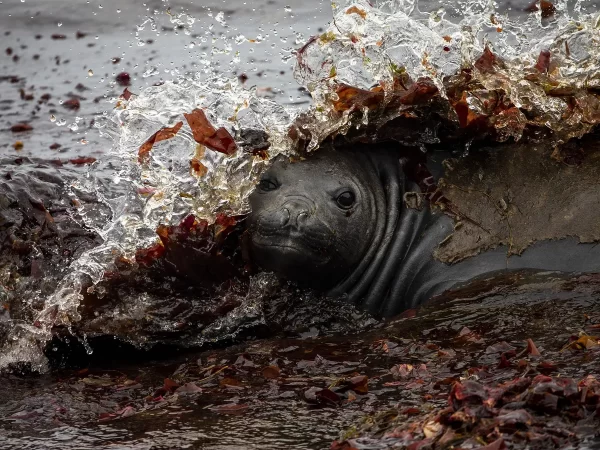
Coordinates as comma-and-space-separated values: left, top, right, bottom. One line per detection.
0, 0, 331, 161
2, 272, 600, 449
1, 0, 600, 448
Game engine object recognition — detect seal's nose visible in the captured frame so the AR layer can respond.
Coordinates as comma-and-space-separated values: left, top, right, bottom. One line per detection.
280, 199, 312, 229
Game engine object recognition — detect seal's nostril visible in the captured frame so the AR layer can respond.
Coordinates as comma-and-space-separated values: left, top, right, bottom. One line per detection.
280, 198, 313, 229
297, 211, 309, 224
280, 207, 291, 226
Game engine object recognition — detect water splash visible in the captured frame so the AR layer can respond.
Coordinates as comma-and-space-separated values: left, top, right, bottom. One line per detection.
2, 0, 599, 372
293, 0, 600, 150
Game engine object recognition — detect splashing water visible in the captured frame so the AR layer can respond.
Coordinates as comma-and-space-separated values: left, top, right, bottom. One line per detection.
292, 0, 600, 150
2, 0, 599, 372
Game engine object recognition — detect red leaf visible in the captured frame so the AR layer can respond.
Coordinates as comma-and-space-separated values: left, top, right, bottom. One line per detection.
544, 0, 556, 17
138, 121, 184, 163
316, 388, 342, 405
474, 46, 498, 73
98, 412, 116, 422
525, 0, 556, 18
497, 353, 512, 369
184, 109, 237, 155
331, 441, 359, 450
190, 157, 208, 177
121, 88, 133, 100
163, 378, 179, 392
526, 338, 541, 356
534, 50, 551, 73
116, 72, 131, 86
69, 157, 97, 165
135, 242, 165, 266
398, 308, 417, 319
450, 380, 487, 404
63, 98, 81, 110
398, 79, 439, 105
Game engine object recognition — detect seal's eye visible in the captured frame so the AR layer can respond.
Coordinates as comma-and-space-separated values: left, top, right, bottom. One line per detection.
336, 191, 355, 209
259, 179, 278, 192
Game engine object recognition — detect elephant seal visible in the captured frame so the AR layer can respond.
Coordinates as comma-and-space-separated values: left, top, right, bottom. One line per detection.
247, 146, 600, 317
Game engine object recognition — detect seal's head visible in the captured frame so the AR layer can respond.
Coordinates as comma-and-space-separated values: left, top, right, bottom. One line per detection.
247, 149, 384, 289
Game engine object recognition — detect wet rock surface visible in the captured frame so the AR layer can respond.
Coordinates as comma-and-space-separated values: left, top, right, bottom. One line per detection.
435, 132, 600, 263
0, 158, 101, 346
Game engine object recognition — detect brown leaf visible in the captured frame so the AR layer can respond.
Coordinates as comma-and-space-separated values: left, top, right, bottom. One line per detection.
333, 84, 384, 112
564, 335, 599, 351
220, 377, 243, 387
11, 123, 33, 132
138, 121, 183, 163
184, 108, 237, 155
346, 6, 367, 19
262, 365, 281, 380
63, 98, 81, 110
347, 375, 368, 394
398, 79, 439, 105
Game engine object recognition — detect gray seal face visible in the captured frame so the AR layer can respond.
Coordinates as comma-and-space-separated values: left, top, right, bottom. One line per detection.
246, 146, 600, 318
247, 150, 383, 289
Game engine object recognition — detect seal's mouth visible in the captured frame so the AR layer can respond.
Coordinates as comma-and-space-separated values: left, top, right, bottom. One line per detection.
250, 231, 331, 264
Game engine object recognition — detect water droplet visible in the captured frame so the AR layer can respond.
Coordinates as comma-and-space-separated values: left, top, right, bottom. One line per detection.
88, 69, 94, 76
50, 114, 56, 122
215, 11, 226, 26
57, 22, 62, 27
284, 5, 292, 12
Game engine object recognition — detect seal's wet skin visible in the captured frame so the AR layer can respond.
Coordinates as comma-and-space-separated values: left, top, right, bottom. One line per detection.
247, 147, 600, 317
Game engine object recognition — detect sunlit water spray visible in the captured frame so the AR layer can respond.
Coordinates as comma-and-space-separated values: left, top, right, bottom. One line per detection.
1, 0, 599, 372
